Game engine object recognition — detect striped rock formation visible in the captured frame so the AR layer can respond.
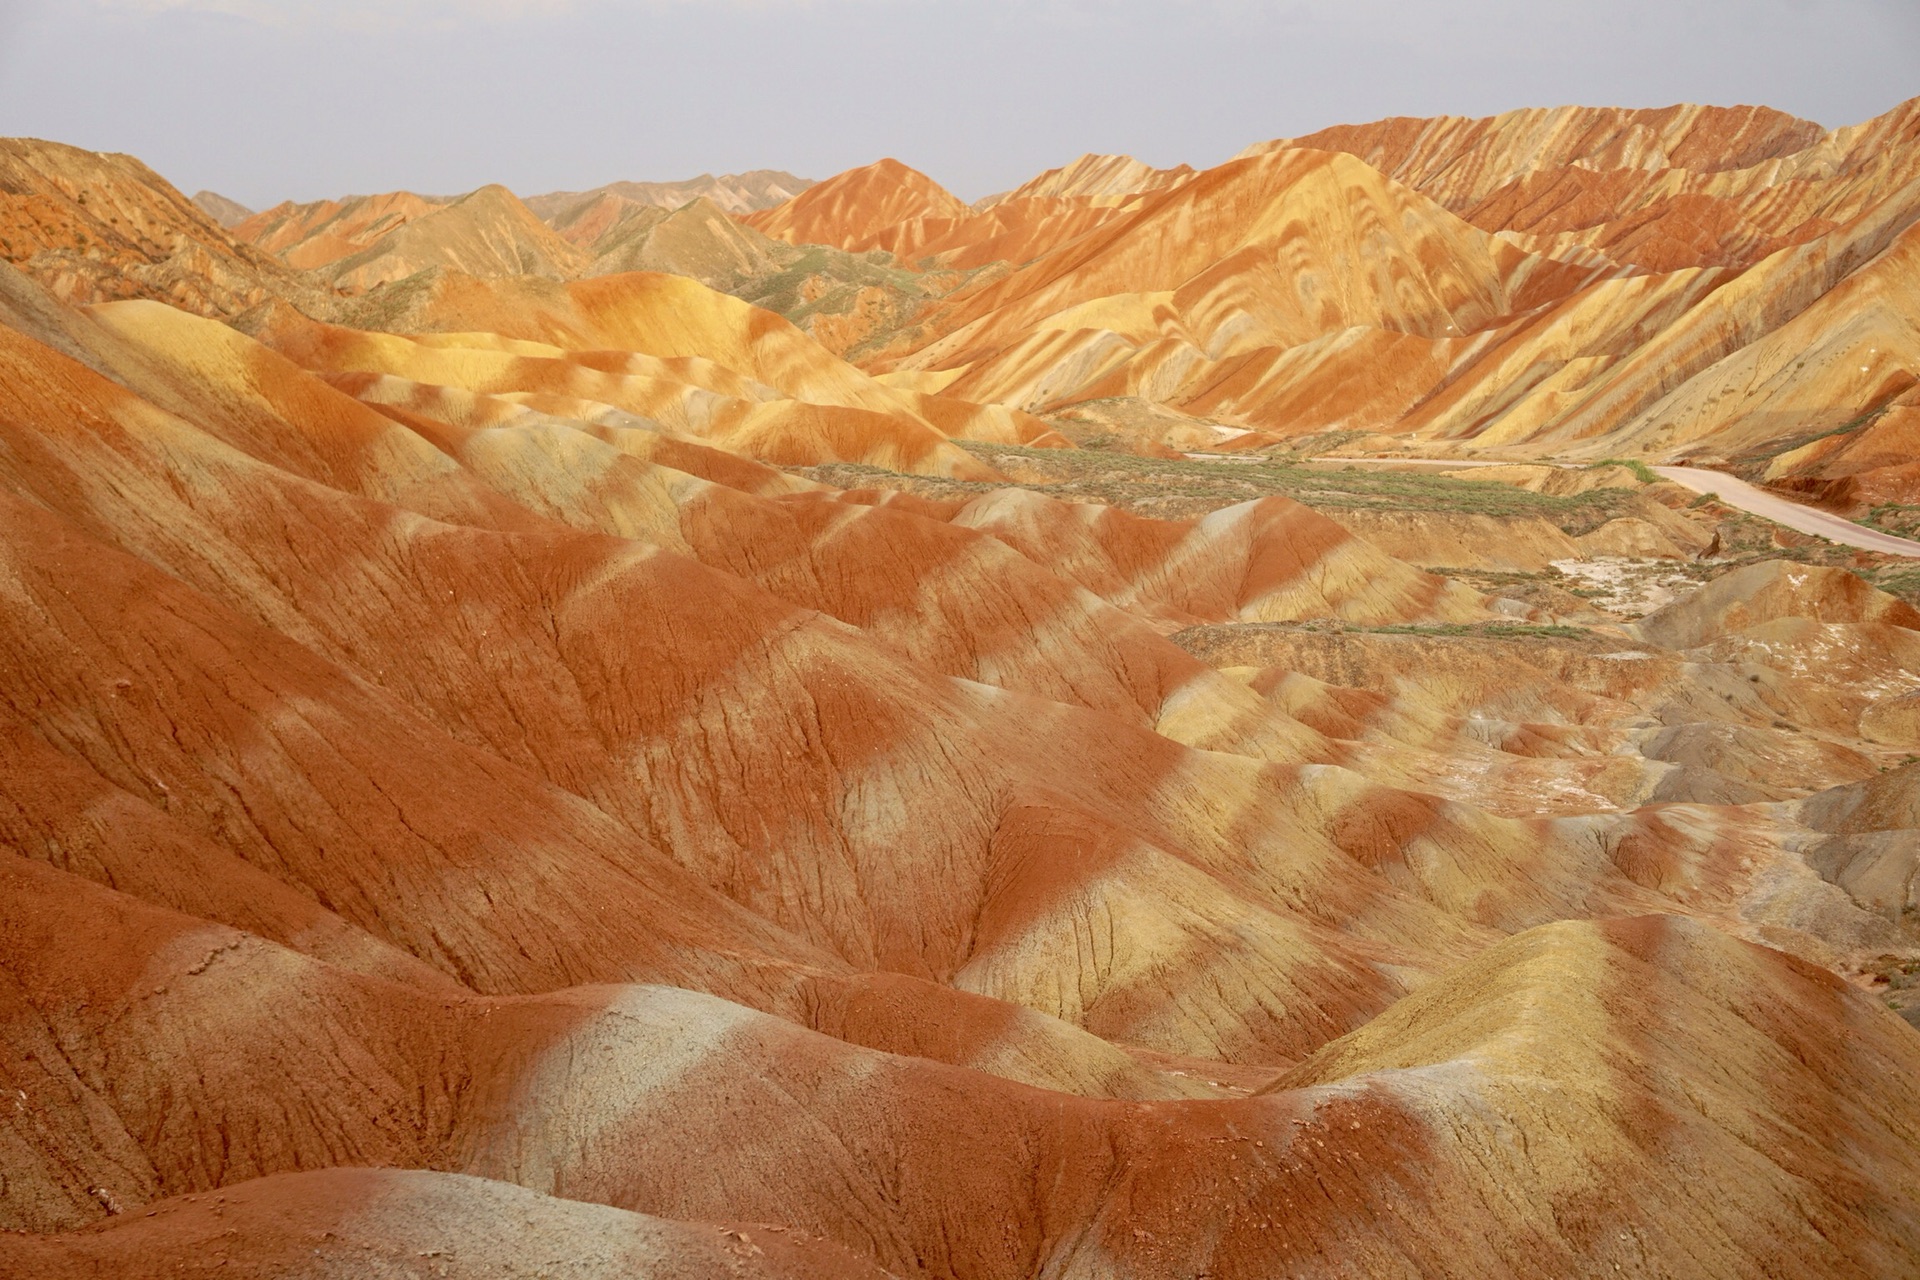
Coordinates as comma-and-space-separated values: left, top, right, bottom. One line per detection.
2, 225, 1919, 1274
731, 98, 1920, 505
3, 100, 1920, 1277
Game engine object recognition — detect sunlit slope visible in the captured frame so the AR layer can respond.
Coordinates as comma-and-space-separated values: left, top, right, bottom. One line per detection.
527, 168, 815, 226
3, 276, 1903, 1058
240, 270, 1044, 476
872, 148, 1611, 428
1239, 103, 1828, 211
742, 157, 972, 255
0, 137, 316, 315
993, 152, 1196, 204
234, 190, 447, 269
788, 98, 1920, 497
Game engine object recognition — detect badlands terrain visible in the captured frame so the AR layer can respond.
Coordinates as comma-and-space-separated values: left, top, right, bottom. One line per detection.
0, 98, 1919, 1278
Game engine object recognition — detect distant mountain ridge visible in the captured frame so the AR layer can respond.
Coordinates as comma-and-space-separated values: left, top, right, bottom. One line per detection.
190, 189, 254, 228
525, 170, 814, 223
9, 96, 1920, 502
986, 153, 1196, 206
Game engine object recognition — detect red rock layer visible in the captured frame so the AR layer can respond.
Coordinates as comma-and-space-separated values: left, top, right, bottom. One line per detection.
743, 158, 972, 256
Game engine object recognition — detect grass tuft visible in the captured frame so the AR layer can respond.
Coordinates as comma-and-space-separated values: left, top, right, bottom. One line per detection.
1590, 458, 1658, 484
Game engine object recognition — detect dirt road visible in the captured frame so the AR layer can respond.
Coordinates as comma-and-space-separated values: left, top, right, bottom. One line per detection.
1271, 455, 1920, 559
1650, 467, 1920, 558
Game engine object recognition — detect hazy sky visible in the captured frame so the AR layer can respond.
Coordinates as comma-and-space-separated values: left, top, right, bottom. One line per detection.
1, 0, 1915, 207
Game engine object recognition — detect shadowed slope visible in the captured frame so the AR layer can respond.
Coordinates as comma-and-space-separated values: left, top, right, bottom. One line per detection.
3, 857, 1916, 1278
1, 1169, 893, 1279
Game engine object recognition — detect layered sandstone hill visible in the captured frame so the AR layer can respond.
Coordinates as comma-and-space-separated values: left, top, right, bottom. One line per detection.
234, 189, 450, 270
987, 152, 1196, 204
0, 137, 1054, 478
82, 95, 1920, 503
239, 172, 814, 280
745, 156, 1183, 272
4, 180, 1920, 1274
578, 196, 791, 284
1241, 101, 1915, 272
742, 157, 973, 255
1240, 103, 1830, 219
243, 184, 816, 295
728, 98, 1920, 505
6, 103, 1920, 1277
0, 139, 318, 315
242, 185, 587, 292
224, 172, 947, 357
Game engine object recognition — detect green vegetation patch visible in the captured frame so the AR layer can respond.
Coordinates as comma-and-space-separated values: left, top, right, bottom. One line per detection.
1860, 504, 1920, 540
1349, 622, 1596, 640
1590, 457, 1658, 484
1726, 408, 1887, 479
938, 441, 1641, 534
1864, 565, 1920, 608
734, 245, 933, 317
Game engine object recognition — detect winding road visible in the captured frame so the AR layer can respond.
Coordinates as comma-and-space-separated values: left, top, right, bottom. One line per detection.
1237, 454, 1920, 559
1648, 467, 1920, 558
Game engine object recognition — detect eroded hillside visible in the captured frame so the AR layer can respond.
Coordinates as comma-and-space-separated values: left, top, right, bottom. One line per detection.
2, 105, 1919, 1279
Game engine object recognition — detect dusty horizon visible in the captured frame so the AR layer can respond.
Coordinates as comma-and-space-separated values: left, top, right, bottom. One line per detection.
2, 0, 1916, 206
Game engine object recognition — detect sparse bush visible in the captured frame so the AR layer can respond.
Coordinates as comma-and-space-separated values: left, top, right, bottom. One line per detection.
1591, 458, 1658, 484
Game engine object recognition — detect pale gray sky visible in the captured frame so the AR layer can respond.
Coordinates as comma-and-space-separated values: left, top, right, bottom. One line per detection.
1, 0, 1915, 206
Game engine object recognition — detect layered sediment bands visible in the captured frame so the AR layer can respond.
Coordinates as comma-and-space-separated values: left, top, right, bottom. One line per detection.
992, 153, 1197, 204
933, 487, 1490, 625
7, 111, 1920, 1276
1, 1169, 894, 1280
312, 185, 587, 292
15, 94, 1917, 496
742, 158, 972, 256
4, 856, 1917, 1278
239, 181, 810, 295
582, 195, 793, 285
530, 169, 815, 225
1238, 104, 1830, 210
235, 190, 448, 270
867, 147, 1620, 434
0, 139, 318, 315
716, 97, 1920, 503
229, 277, 1011, 478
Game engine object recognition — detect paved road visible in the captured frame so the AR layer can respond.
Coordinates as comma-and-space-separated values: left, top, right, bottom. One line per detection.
1188, 452, 1920, 559
1649, 467, 1920, 558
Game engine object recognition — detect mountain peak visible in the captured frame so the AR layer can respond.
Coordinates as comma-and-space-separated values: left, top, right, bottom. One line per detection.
742, 158, 968, 254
